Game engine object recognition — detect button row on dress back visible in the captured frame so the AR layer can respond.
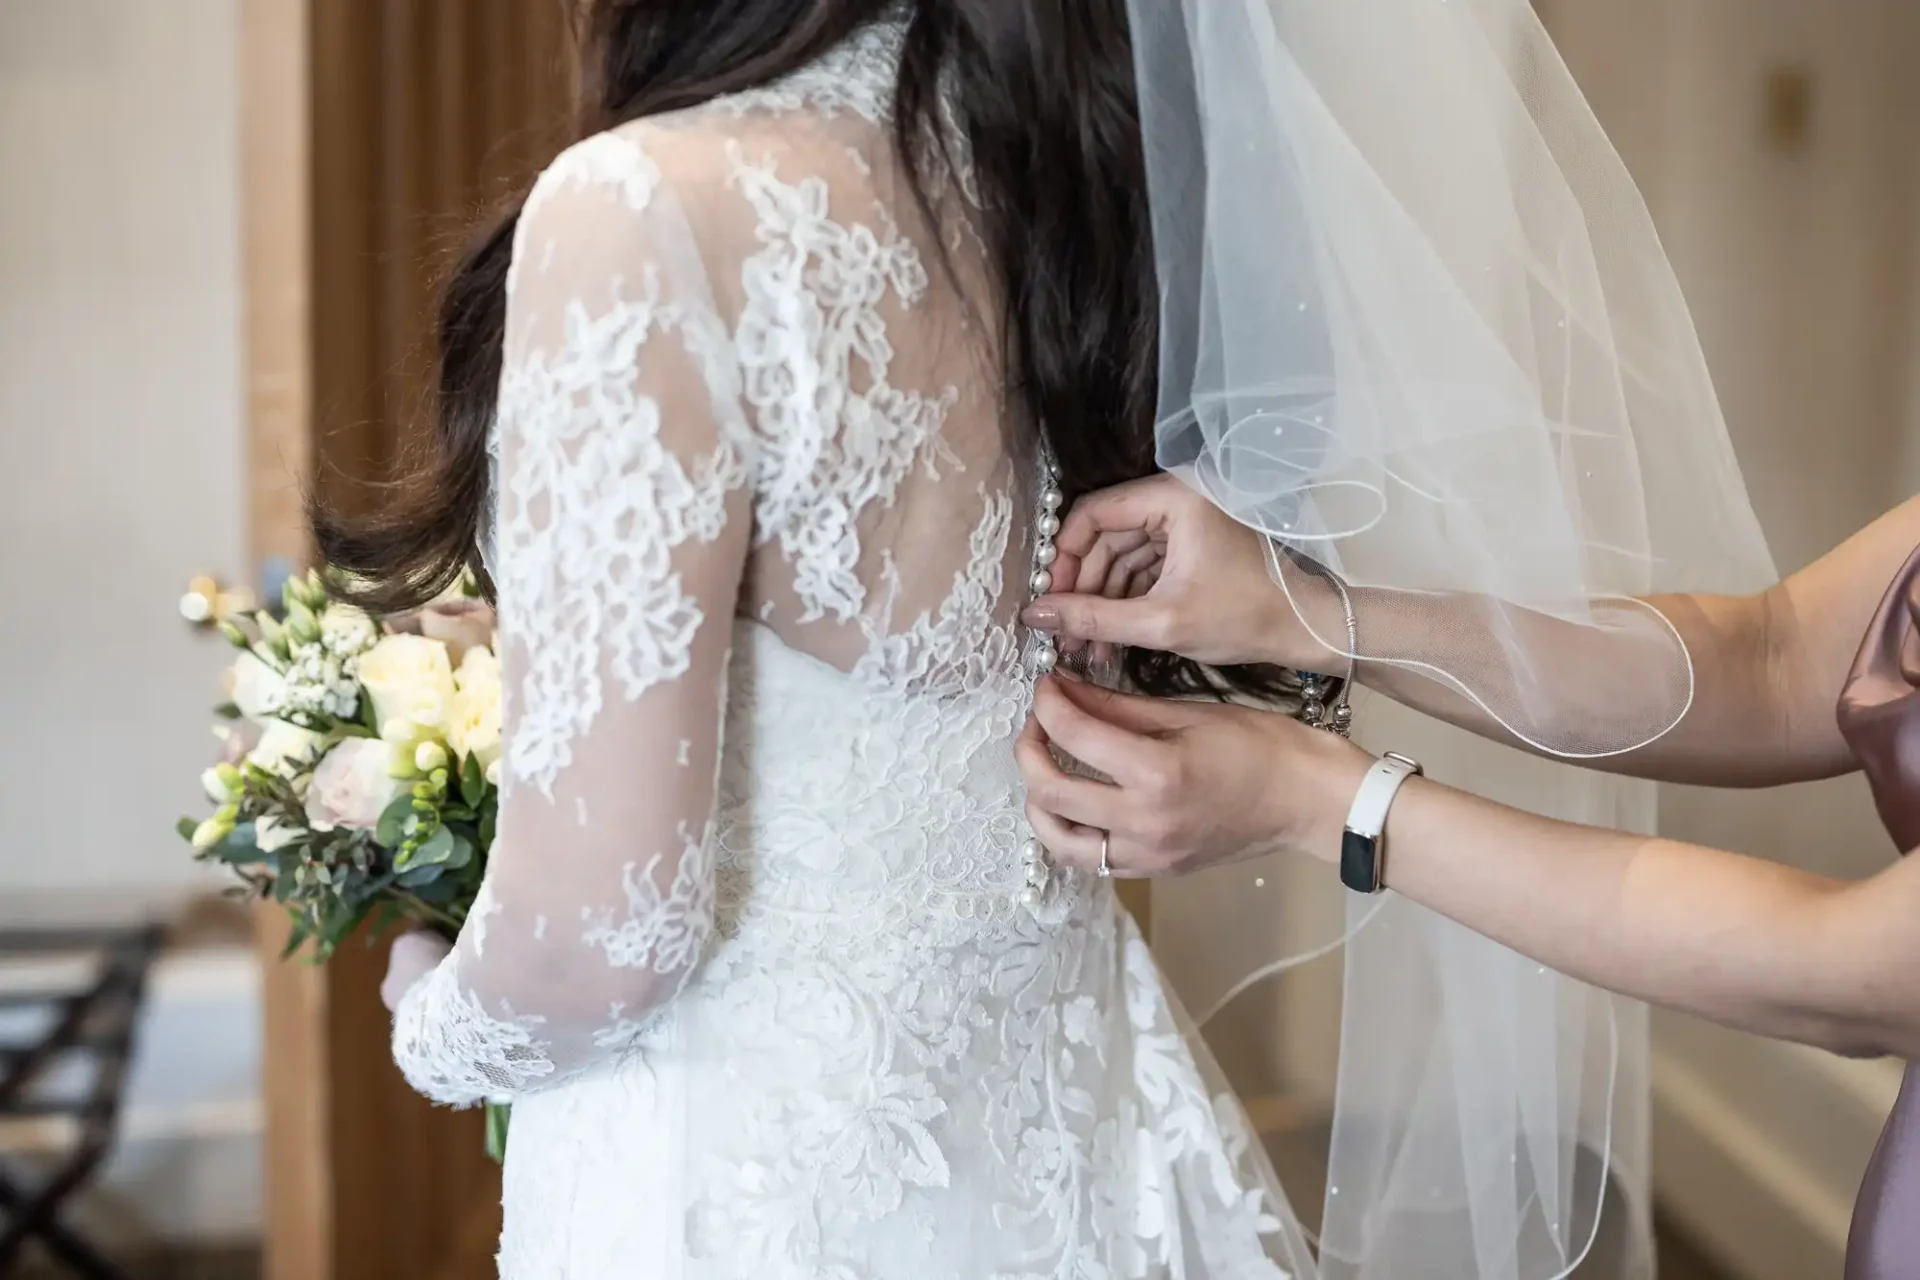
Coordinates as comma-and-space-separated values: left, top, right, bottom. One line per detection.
1019, 453, 1068, 918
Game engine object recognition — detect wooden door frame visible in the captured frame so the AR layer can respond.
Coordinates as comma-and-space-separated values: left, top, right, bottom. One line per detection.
239, 3, 573, 1276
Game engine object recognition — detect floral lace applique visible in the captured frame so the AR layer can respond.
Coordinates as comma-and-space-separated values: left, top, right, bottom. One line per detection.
391, 23, 1302, 1280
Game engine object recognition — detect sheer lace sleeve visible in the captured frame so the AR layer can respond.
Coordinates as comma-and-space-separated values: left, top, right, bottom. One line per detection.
392, 127, 754, 1107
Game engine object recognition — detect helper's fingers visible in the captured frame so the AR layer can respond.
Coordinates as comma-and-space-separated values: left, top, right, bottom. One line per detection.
1075, 528, 1153, 596
1024, 800, 1102, 868
1054, 475, 1194, 559
1030, 677, 1167, 787
1023, 591, 1173, 651
1046, 671, 1193, 738
1026, 800, 1157, 880
1014, 712, 1131, 831
1102, 538, 1165, 600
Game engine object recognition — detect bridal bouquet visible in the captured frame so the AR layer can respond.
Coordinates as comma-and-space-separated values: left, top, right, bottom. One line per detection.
178, 569, 512, 1158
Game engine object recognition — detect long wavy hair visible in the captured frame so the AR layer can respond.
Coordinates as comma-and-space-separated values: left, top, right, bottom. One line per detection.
313, 0, 1294, 701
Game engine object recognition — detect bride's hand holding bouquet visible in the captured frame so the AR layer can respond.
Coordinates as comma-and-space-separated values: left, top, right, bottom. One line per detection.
178, 570, 514, 1158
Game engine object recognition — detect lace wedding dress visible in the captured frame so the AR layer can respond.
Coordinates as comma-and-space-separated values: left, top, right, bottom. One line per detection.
390, 18, 1313, 1278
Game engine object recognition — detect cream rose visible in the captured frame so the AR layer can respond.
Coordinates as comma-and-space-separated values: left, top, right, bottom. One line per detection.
248, 720, 325, 777
304, 737, 409, 832
230, 652, 288, 723
358, 634, 457, 737
447, 646, 503, 771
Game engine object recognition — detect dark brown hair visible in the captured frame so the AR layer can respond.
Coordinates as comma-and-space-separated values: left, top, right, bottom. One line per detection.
314, 0, 1294, 700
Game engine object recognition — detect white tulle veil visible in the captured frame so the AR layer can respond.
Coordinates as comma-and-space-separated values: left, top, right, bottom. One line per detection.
1124, 0, 1777, 1276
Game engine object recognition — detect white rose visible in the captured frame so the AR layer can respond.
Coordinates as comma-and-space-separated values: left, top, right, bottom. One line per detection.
304, 738, 409, 832
358, 634, 457, 737
248, 720, 325, 777
255, 815, 304, 852
447, 647, 503, 771
456, 645, 500, 686
230, 652, 288, 723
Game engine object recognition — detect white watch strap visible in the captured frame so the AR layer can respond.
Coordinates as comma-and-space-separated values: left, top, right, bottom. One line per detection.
1345, 753, 1422, 839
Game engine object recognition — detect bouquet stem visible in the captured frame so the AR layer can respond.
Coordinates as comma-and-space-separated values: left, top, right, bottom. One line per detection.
484, 1100, 512, 1163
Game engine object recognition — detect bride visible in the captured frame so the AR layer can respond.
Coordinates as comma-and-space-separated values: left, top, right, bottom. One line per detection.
321, 0, 1774, 1275
321, 2, 1313, 1276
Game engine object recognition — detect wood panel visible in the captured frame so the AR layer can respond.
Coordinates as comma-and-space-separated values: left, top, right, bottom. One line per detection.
241, 4, 574, 1278
1116, 878, 1152, 943
310, 0, 575, 517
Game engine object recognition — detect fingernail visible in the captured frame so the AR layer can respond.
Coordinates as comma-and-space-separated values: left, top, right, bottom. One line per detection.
1023, 602, 1060, 630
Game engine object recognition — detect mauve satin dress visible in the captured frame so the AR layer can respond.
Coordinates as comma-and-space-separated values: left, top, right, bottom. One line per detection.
1836, 545, 1920, 1279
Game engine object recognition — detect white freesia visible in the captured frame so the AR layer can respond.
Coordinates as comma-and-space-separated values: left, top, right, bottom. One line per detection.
305, 737, 409, 832
320, 603, 379, 655
200, 764, 241, 804
248, 720, 325, 777
191, 808, 236, 851
358, 634, 457, 737
230, 652, 288, 723
447, 646, 503, 771
254, 815, 304, 852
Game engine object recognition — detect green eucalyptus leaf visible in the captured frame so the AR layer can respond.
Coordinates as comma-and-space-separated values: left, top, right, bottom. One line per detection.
375, 795, 415, 849
460, 753, 484, 809
415, 825, 455, 866
214, 824, 264, 864
396, 862, 444, 888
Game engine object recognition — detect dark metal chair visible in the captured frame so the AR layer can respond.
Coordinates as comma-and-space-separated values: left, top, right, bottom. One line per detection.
0, 925, 165, 1279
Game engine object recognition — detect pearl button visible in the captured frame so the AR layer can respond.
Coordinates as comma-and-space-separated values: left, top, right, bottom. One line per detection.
1030, 569, 1052, 595
1035, 544, 1057, 567
1038, 514, 1061, 538
1041, 487, 1064, 512
1032, 644, 1058, 674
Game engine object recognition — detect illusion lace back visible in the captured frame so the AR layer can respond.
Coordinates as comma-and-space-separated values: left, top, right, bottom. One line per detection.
389, 20, 1312, 1279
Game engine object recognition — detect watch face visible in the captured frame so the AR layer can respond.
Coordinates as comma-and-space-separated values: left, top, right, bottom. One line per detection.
1340, 829, 1381, 895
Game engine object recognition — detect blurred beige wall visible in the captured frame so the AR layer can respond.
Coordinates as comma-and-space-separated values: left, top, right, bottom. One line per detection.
0, 0, 249, 905
0, 0, 261, 1251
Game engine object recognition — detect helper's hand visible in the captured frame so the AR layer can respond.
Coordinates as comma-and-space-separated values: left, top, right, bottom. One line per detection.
1022, 474, 1335, 672
1015, 674, 1369, 878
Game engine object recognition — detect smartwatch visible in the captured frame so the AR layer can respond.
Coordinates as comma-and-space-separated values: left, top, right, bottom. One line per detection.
1340, 752, 1423, 894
